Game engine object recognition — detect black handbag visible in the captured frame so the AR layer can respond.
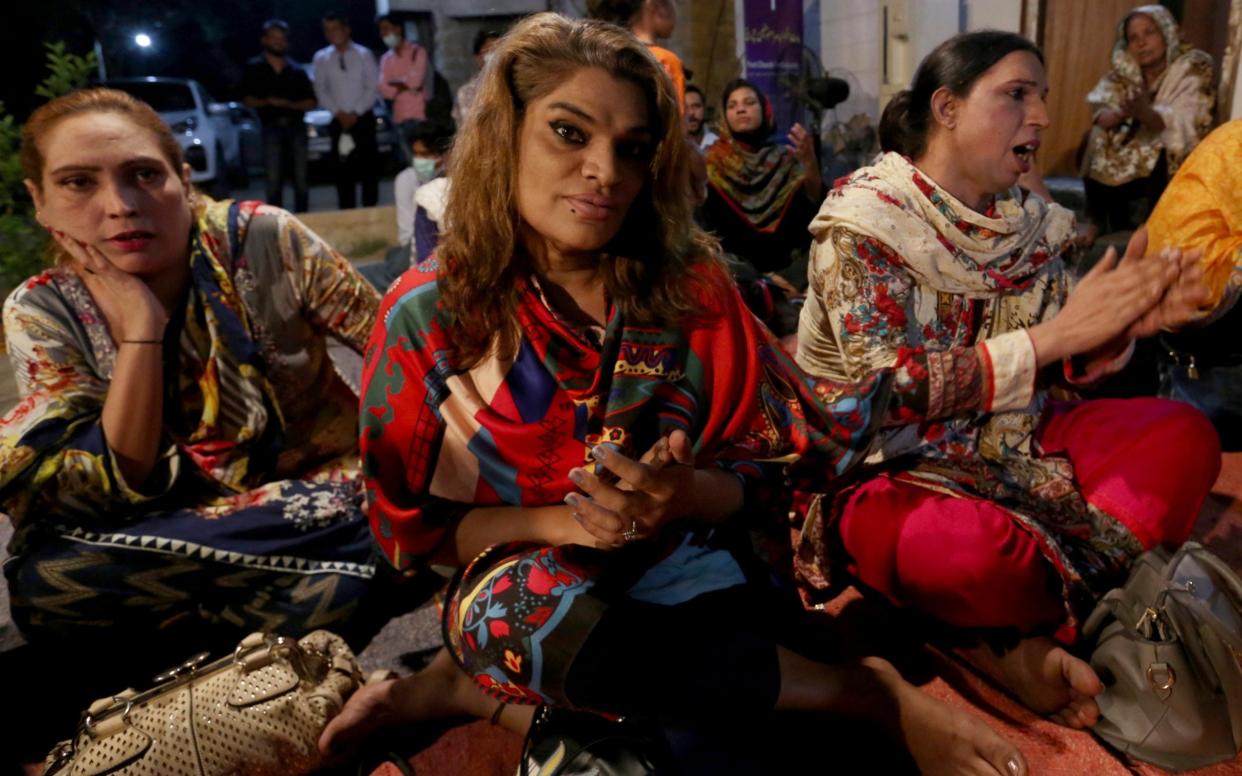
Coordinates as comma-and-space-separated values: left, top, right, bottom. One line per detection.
1157, 300, 1242, 451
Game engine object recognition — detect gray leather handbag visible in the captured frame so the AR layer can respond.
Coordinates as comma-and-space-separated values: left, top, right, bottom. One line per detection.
1084, 542, 1242, 771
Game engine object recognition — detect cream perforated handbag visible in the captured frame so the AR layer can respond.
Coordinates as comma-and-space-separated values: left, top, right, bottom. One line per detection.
43, 630, 363, 776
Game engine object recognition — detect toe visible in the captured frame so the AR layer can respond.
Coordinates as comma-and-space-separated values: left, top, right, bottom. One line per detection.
1059, 650, 1103, 696
979, 738, 1026, 776
1072, 698, 1101, 728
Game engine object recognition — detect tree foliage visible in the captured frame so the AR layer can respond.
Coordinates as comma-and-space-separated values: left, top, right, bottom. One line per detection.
0, 43, 97, 294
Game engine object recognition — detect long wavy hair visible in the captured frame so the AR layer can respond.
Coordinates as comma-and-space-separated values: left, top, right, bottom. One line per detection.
439, 12, 720, 367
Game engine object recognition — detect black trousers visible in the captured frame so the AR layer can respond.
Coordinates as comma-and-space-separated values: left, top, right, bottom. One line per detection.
261, 123, 309, 213
328, 110, 379, 209
1083, 152, 1169, 235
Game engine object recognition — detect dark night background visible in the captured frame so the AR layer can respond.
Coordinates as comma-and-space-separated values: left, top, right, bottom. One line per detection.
3, 0, 389, 121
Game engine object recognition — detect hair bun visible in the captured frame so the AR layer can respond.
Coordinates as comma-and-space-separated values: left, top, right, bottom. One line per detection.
878, 89, 916, 156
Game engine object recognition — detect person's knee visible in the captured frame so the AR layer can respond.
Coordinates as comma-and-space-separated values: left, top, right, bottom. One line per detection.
446, 546, 575, 676
1153, 400, 1222, 481
896, 505, 1030, 591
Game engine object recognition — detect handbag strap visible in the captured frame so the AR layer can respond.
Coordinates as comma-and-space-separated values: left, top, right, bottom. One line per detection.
1167, 544, 1242, 651
1082, 588, 1128, 641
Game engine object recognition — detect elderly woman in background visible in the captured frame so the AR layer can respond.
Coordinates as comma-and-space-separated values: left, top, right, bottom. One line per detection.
3, 89, 385, 661
319, 14, 1044, 776
1080, 5, 1214, 242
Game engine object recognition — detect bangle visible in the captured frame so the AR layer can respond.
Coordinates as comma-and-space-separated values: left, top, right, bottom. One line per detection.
121, 339, 163, 345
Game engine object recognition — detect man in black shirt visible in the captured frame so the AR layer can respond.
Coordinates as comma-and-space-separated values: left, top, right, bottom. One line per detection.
240, 20, 317, 212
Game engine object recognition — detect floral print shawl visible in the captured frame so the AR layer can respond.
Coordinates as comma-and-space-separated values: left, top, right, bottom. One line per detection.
794, 153, 1145, 635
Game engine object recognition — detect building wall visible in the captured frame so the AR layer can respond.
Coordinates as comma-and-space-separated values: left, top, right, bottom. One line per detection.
963, 0, 1022, 34
385, 0, 571, 95
670, 0, 741, 120
817, 0, 885, 123
813, 0, 1022, 126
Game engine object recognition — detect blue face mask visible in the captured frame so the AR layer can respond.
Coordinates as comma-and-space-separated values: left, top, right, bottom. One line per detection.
412, 157, 438, 183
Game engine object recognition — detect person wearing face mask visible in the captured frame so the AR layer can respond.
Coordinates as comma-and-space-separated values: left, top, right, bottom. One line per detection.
452, 29, 502, 127
377, 13, 431, 166
240, 19, 317, 213
361, 120, 454, 290
1080, 6, 1213, 244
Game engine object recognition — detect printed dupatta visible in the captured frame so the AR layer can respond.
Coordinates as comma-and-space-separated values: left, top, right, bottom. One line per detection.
360, 260, 891, 571
795, 152, 1145, 636
704, 84, 805, 236
175, 202, 285, 488
705, 137, 807, 235
0, 202, 286, 524
813, 152, 1075, 300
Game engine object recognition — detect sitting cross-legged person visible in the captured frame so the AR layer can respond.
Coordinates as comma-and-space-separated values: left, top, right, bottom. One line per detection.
793, 30, 1218, 731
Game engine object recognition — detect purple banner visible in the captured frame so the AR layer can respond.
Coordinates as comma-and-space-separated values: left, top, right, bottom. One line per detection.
740, 0, 805, 135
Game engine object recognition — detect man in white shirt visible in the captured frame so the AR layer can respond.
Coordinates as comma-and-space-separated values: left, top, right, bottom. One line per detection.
685, 85, 718, 151
312, 12, 381, 208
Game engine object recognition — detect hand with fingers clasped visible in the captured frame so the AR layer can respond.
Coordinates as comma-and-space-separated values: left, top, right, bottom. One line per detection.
49, 229, 169, 342
1028, 227, 1207, 367
562, 430, 698, 549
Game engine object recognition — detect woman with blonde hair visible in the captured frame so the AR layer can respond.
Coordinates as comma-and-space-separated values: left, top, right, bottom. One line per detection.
321, 13, 1052, 775
3, 88, 384, 661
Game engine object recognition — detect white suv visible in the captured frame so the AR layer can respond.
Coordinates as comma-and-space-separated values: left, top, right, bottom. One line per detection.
106, 77, 242, 194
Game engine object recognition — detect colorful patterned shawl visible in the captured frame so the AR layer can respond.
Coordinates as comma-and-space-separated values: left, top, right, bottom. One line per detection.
359, 260, 891, 572
704, 85, 806, 235
0, 199, 376, 529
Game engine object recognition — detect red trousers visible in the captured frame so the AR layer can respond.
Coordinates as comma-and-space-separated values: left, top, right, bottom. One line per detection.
838, 399, 1220, 631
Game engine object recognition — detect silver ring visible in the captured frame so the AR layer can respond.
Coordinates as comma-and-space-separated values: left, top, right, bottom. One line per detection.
621, 521, 640, 542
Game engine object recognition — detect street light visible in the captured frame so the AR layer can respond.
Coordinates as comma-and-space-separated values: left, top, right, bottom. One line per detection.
134, 32, 152, 48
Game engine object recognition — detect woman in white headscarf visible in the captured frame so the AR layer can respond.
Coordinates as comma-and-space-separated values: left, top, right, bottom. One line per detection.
1081, 5, 1214, 240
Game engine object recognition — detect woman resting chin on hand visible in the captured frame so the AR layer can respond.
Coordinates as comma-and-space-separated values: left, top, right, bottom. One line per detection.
6, 88, 389, 669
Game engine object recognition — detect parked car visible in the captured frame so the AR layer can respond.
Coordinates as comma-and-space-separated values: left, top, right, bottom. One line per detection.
223, 101, 263, 177
105, 77, 244, 194
304, 100, 400, 178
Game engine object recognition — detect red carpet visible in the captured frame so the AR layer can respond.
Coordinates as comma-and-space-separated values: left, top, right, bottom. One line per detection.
377, 454, 1242, 775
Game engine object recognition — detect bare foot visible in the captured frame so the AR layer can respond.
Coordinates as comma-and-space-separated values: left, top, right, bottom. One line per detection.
960, 636, 1103, 729
318, 648, 487, 759
864, 657, 1026, 776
